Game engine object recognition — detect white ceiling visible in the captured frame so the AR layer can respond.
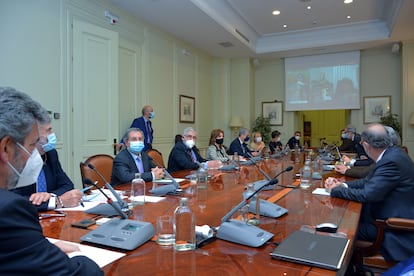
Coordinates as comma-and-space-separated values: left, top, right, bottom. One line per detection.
109, 0, 414, 58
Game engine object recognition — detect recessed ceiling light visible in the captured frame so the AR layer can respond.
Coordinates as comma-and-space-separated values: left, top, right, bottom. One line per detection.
347, 15, 351, 19
283, 24, 287, 28
307, 6, 311, 10
344, 0, 353, 4
272, 10, 281, 15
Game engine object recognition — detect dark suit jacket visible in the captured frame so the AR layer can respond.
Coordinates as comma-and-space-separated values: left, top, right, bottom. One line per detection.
167, 141, 206, 173
130, 116, 153, 150
344, 163, 375, 178
331, 146, 414, 262
339, 138, 354, 152
228, 138, 251, 158
269, 141, 283, 154
111, 149, 155, 185
0, 189, 102, 275
287, 136, 301, 149
11, 149, 74, 211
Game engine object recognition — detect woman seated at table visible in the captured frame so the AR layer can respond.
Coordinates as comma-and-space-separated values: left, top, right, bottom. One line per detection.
269, 130, 283, 154
250, 131, 265, 154
207, 129, 230, 162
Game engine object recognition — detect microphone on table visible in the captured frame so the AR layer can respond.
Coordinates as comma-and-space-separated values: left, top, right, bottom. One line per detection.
245, 166, 292, 219
81, 177, 155, 251
86, 163, 129, 211
148, 160, 182, 196
83, 178, 128, 219
272, 166, 297, 189
216, 176, 278, 247
246, 153, 295, 189
246, 152, 273, 190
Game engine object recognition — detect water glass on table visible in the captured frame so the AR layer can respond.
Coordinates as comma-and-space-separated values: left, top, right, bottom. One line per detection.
156, 215, 175, 246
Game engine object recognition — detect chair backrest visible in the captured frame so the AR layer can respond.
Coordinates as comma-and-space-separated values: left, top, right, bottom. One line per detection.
80, 154, 114, 188
354, 218, 414, 275
147, 149, 165, 168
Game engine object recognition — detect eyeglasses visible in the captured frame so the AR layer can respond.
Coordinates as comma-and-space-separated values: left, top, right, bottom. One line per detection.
185, 135, 197, 140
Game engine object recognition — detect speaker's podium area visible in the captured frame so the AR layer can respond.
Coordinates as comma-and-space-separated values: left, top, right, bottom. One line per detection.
41, 153, 362, 275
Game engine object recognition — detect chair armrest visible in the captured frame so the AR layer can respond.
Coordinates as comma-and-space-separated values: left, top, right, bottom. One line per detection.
386, 218, 414, 231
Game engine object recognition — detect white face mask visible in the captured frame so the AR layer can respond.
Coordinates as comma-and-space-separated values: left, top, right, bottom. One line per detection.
7, 143, 43, 189
184, 139, 195, 149
255, 137, 262, 143
295, 135, 301, 141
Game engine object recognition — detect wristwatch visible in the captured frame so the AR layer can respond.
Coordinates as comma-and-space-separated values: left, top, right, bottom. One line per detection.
51, 193, 64, 208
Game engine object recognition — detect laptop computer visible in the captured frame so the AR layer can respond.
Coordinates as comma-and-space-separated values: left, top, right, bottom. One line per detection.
270, 230, 349, 271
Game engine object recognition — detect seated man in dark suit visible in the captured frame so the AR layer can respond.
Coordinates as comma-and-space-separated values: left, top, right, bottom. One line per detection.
338, 128, 354, 152
287, 130, 302, 150
0, 87, 102, 275
341, 125, 373, 167
11, 119, 82, 211
111, 128, 164, 185
168, 127, 219, 173
325, 123, 414, 262
228, 128, 255, 158
335, 126, 401, 179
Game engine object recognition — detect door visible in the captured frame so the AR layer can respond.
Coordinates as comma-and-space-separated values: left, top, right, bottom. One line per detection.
72, 20, 119, 185
299, 110, 349, 147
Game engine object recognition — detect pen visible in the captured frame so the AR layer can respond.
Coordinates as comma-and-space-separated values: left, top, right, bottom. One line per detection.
39, 213, 66, 220
80, 200, 85, 208
81, 185, 93, 193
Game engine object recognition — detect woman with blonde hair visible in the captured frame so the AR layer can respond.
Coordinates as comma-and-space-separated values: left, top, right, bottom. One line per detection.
250, 131, 265, 154
207, 129, 230, 162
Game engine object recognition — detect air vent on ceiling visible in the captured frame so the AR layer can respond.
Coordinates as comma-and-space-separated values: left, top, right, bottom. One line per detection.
235, 29, 250, 43
219, 42, 234, 48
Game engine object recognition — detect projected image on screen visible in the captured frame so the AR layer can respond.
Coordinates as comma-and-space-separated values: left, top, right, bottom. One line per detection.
285, 51, 360, 111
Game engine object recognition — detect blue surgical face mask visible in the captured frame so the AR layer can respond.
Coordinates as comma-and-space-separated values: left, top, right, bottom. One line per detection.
42, 133, 57, 152
149, 111, 155, 119
129, 141, 145, 154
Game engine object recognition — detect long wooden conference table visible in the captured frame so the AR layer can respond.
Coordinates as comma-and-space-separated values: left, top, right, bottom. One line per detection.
41, 153, 361, 275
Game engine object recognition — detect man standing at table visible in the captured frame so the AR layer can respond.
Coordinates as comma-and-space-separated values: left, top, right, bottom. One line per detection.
11, 117, 82, 211
325, 123, 414, 262
111, 128, 164, 185
130, 105, 154, 150
0, 87, 102, 275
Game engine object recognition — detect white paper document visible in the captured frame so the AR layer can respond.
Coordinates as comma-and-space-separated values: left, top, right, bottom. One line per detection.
56, 201, 102, 212
129, 195, 165, 203
152, 178, 186, 184
312, 188, 331, 196
47, 237, 125, 268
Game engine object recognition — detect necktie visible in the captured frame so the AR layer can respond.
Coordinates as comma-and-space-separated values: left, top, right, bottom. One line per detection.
37, 168, 47, 192
146, 121, 152, 144
188, 149, 196, 163
136, 156, 144, 173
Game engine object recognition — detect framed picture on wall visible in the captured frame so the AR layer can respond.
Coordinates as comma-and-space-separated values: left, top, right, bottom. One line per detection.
262, 101, 283, 126
179, 95, 195, 123
363, 96, 391, 123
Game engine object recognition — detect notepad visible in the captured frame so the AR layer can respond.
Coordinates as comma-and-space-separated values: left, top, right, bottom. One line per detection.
47, 238, 125, 268
270, 230, 349, 271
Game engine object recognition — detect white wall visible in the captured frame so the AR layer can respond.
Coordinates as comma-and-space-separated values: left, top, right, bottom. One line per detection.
0, 0, 219, 183
0, 0, 410, 184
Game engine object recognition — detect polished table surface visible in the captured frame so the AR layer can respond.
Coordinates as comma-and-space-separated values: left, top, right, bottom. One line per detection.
41, 153, 361, 275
